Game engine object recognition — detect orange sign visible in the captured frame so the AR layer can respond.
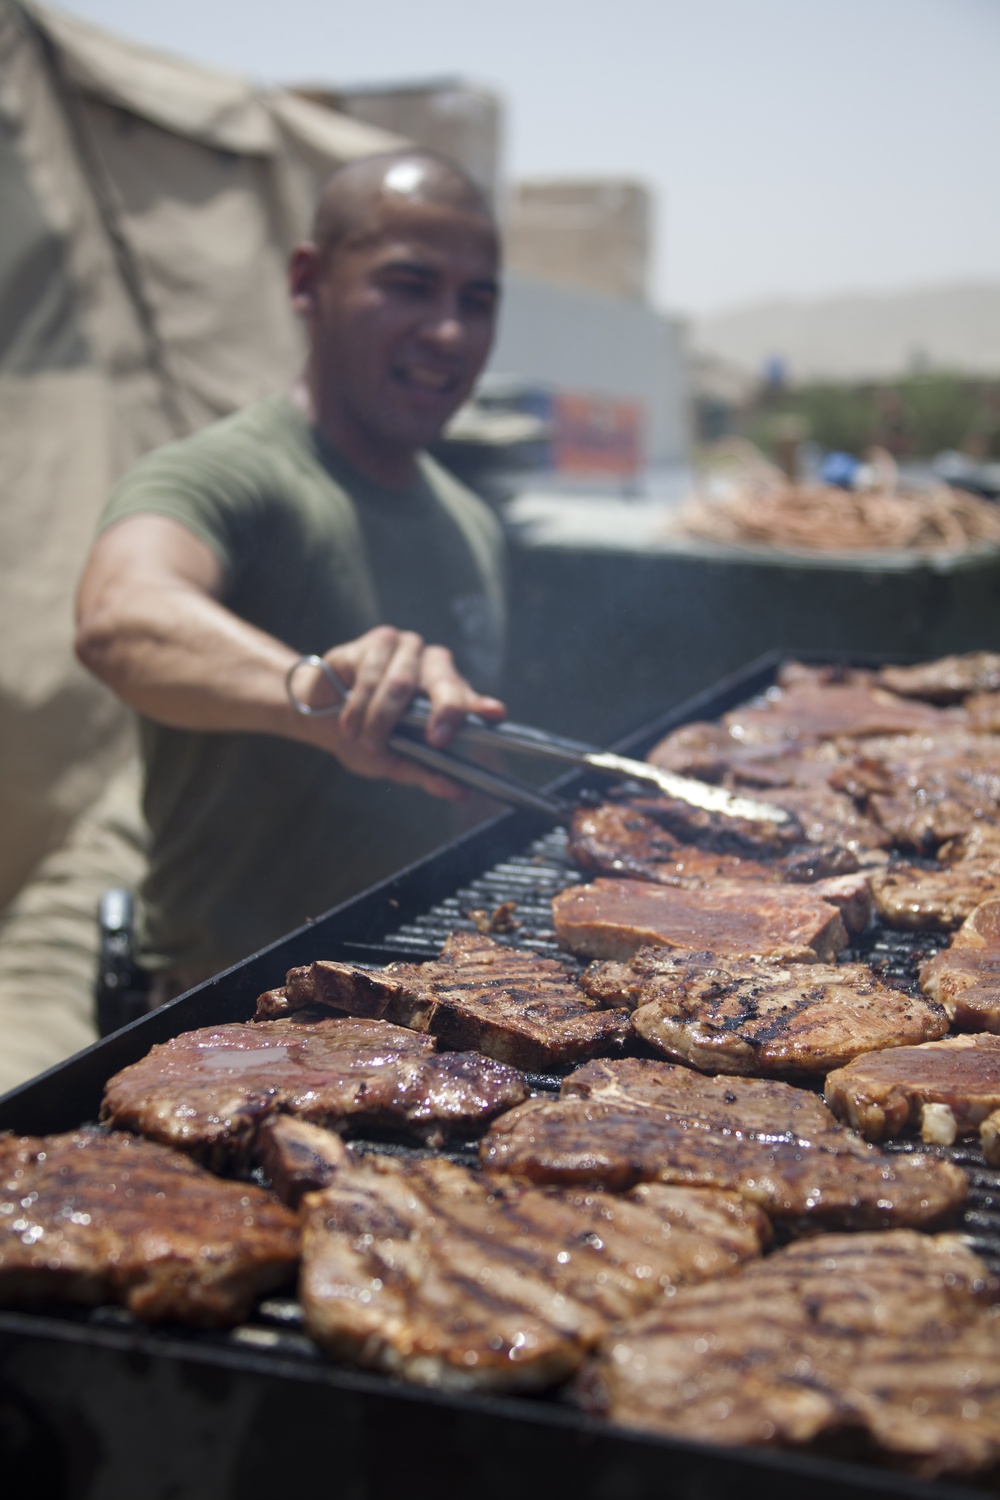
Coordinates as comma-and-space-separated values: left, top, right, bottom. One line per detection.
551, 392, 644, 478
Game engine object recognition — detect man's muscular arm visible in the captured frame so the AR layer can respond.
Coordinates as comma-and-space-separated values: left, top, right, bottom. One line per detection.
75, 514, 505, 800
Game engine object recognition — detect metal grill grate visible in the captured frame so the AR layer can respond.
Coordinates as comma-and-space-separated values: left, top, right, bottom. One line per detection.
377, 826, 581, 958
369, 827, 1000, 1277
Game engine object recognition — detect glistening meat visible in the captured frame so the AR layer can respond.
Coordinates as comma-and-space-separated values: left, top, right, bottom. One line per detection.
825, 1033, 1000, 1146
551, 877, 849, 963
877, 651, 1000, 704
579, 947, 946, 1079
101, 1015, 528, 1164
920, 897, 1000, 1031
0, 1130, 299, 1326
480, 1057, 967, 1232
576, 1231, 1000, 1481
567, 801, 861, 886
871, 859, 1000, 931
832, 733, 1000, 854
300, 1150, 769, 1392
277, 931, 630, 1072
717, 675, 960, 746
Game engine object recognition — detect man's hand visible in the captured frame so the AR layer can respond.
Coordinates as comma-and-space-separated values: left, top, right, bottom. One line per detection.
292, 626, 505, 800
76, 514, 505, 801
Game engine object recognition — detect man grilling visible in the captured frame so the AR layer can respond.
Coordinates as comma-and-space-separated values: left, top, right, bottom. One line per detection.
75, 150, 506, 1001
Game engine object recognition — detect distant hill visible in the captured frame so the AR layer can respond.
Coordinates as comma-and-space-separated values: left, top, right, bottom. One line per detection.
692, 282, 1000, 383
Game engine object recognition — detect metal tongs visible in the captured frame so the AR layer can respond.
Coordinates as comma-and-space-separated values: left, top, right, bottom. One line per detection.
286, 655, 791, 826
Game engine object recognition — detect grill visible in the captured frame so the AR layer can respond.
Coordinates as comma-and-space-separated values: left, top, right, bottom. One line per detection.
1, 650, 998, 1500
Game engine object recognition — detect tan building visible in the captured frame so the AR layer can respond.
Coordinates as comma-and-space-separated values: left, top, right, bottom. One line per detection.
506, 179, 652, 304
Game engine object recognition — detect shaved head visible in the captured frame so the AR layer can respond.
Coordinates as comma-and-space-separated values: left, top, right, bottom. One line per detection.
312, 150, 496, 263
290, 147, 500, 485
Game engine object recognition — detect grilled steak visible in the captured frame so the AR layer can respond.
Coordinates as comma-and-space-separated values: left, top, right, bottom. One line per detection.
920, 897, 1000, 1030
719, 677, 959, 745
940, 821, 1000, 863
280, 931, 631, 1072
825, 1034, 1000, 1145
877, 652, 1000, 704
832, 734, 1000, 854
255, 1116, 350, 1206
568, 801, 859, 886
300, 1151, 769, 1392
621, 791, 805, 859
650, 720, 850, 787
551, 876, 848, 963
871, 858, 1000, 930
101, 1016, 528, 1165
576, 1230, 1000, 1481
0, 1130, 299, 1325
481, 1057, 967, 1231
579, 947, 946, 1079
749, 783, 892, 855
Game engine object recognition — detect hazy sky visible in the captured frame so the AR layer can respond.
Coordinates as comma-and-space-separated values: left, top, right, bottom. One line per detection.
52, 0, 1000, 315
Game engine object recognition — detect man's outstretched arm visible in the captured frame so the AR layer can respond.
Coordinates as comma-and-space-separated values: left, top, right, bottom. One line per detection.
75, 513, 505, 800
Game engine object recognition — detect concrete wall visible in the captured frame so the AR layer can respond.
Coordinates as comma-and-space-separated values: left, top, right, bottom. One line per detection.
486, 271, 688, 467
506, 179, 651, 302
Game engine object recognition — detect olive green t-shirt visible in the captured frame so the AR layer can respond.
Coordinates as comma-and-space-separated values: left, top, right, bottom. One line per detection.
99, 394, 505, 974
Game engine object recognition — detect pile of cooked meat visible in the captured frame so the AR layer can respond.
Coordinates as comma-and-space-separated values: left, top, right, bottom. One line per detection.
7, 649, 1000, 1481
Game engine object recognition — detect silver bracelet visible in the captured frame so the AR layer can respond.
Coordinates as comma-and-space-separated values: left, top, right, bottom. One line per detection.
285, 654, 351, 718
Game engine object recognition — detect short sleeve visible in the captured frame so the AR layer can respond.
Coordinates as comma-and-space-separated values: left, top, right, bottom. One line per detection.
98, 420, 267, 587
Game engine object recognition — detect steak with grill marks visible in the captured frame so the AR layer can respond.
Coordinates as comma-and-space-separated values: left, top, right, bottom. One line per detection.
551, 877, 849, 963
101, 1015, 528, 1166
578, 947, 946, 1079
299, 1150, 769, 1393
0, 1130, 299, 1325
575, 1231, 1000, 1481
825, 1034, 1000, 1145
920, 897, 1000, 1030
278, 931, 631, 1072
480, 1057, 967, 1231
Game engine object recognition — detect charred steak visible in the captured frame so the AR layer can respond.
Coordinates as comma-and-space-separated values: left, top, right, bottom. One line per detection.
576, 1230, 1000, 1481
0, 1130, 299, 1325
279, 931, 630, 1072
480, 1057, 967, 1231
551, 877, 848, 963
579, 947, 946, 1079
300, 1151, 769, 1392
825, 1034, 1000, 1146
567, 801, 859, 886
920, 898, 1000, 1031
101, 1016, 528, 1165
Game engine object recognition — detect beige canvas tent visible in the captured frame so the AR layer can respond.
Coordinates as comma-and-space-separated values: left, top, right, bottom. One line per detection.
0, 0, 401, 1086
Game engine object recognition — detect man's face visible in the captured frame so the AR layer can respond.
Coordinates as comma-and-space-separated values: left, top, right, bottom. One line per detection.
303, 197, 500, 463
